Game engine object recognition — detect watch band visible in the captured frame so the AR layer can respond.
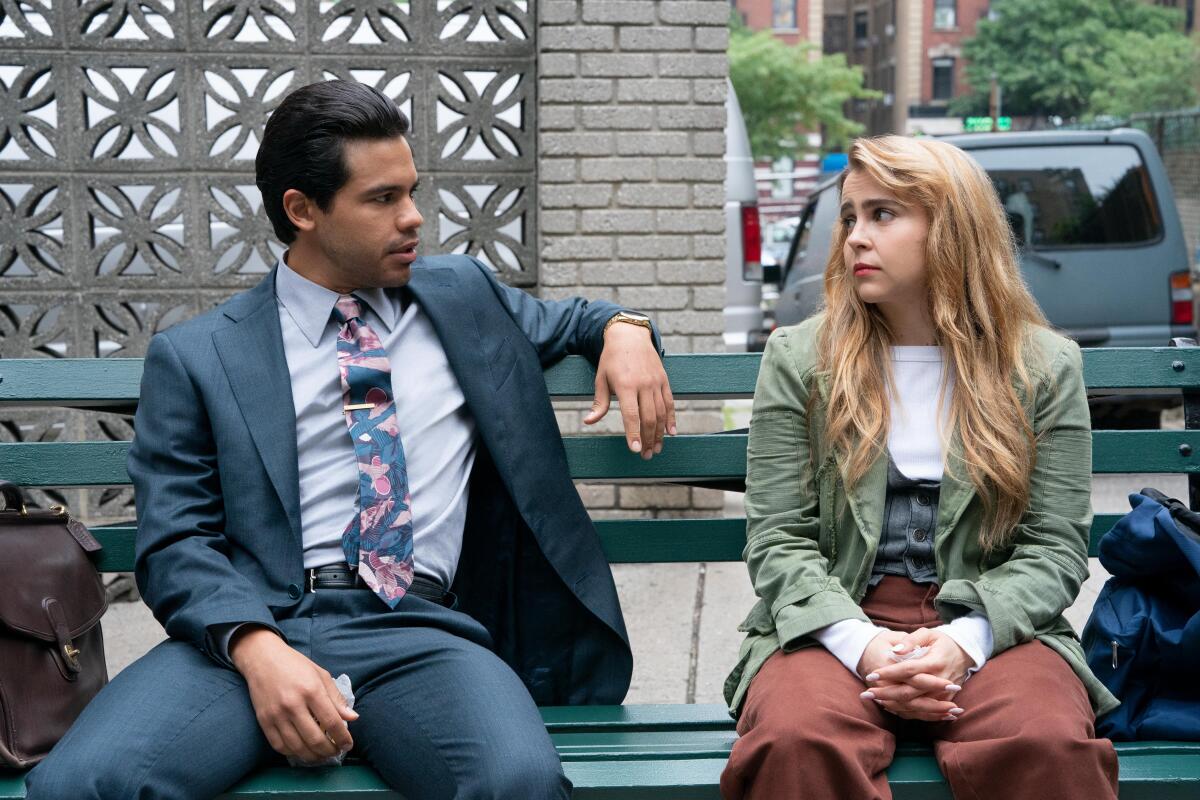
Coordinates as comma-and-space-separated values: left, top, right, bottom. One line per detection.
604, 312, 653, 334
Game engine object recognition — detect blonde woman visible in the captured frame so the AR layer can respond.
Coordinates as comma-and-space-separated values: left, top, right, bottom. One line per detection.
720, 136, 1119, 800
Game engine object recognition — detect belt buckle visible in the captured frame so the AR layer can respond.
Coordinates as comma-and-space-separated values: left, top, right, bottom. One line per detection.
308, 568, 317, 594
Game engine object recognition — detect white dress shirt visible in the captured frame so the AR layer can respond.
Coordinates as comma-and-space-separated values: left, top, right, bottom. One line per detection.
813, 347, 994, 678
275, 258, 478, 587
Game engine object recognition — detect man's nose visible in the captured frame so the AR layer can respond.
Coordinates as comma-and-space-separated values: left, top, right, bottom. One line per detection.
399, 202, 423, 231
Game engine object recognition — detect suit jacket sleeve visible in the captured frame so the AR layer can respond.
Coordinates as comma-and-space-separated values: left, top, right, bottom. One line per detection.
468, 257, 664, 365
129, 332, 282, 664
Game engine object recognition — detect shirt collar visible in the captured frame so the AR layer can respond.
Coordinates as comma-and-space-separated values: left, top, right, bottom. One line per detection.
274, 255, 401, 348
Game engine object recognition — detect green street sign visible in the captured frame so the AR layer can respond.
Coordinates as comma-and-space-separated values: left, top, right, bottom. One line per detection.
964, 116, 1012, 132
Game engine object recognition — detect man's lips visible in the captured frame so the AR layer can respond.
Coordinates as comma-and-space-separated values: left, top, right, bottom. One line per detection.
387, 241, 419, 262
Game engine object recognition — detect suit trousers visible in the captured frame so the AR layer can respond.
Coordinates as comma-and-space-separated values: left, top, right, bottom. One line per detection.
721, 576, 1118, 800
26, 589, 570, 800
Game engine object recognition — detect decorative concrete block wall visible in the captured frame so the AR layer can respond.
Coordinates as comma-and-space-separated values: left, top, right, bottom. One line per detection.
537, 1, 730, 518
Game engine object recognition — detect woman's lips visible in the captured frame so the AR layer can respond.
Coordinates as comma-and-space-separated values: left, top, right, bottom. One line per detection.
853, 262, 880, 277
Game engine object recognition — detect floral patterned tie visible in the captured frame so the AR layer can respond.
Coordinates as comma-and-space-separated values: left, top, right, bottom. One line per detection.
332, 294, 414, 607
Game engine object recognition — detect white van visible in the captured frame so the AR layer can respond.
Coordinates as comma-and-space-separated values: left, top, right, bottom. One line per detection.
723, 82, 765, 352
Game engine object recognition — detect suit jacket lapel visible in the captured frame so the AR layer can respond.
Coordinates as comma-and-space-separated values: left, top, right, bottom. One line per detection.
212, 270, 302, 543
406, 265, 495, 426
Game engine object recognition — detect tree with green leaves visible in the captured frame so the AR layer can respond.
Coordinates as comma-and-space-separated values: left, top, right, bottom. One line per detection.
952, 0, 1198, 121
728, 20, 879, 159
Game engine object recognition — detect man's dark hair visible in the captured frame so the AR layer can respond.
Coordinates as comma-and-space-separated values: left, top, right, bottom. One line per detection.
256, 80, 410, 244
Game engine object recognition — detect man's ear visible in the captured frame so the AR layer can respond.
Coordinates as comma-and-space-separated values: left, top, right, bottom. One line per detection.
282, 188, 317, 233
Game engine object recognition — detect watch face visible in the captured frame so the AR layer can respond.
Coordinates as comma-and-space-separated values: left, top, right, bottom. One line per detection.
622, 311, 651, 322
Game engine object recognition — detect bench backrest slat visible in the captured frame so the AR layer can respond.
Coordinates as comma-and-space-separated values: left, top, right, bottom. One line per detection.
1, 349, 1193, 573
2, 349, 1200, 406
85, 513, 1125, 572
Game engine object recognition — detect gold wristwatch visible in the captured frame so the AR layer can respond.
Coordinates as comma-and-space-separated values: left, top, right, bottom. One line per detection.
603, 311, 653, 335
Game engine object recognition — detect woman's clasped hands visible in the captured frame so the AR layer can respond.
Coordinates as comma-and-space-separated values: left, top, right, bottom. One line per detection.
856, 628, 976, 723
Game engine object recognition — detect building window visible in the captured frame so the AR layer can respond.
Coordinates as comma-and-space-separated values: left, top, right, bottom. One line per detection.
824, 14, 847, 53
934, 0, 957, 30
932, 57, 955, 100
772, 0, 797, 30
853, 10, 869, 48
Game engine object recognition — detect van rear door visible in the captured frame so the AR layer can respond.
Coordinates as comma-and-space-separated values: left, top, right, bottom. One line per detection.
961, 133, 1189, 346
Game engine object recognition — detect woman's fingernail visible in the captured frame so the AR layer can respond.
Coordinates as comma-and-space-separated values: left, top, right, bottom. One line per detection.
860, 691, 875, 700
950, 707, 965, 715
630, 439, 641, 452
943, 715, 958, 722
865, 673, 880, 682
891, 643, 906, 652
946, 684, 962, 692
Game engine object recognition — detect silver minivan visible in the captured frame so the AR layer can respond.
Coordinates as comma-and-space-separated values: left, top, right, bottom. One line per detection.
772, 129, 1194, 349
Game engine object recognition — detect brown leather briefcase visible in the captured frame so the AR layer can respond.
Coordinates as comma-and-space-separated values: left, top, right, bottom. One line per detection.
0, 480, 108, 767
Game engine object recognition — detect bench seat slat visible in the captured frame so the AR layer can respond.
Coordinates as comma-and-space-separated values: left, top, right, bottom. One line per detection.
3, 741, 1196, 798
4, 432, 1200, 489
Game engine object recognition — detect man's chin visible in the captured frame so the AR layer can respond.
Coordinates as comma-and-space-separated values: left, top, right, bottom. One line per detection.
378, 261, 412, 288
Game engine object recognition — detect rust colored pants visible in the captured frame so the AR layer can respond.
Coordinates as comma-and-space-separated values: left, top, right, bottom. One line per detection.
721, 577, 1118, 800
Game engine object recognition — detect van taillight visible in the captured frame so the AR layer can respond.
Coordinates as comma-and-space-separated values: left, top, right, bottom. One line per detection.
742, 205, 762, 278
1171, 271, 1193, 326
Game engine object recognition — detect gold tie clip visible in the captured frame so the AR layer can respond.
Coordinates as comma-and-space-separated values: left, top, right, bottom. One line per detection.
343, 402, 375, 412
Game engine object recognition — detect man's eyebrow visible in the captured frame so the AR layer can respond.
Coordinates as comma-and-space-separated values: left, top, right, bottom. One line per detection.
361, 182, 417, 196
839, 197, 897, 214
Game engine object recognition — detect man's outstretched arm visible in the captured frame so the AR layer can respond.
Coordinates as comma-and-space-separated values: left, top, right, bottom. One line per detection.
469, 257, 675, 459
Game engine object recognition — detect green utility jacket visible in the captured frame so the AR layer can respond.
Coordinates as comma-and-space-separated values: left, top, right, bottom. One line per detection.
724, 315, 1119, 717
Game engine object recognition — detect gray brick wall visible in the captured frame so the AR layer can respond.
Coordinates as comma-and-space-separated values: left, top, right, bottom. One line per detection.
1165, 151, 1200, 261
537, 0, 729, 518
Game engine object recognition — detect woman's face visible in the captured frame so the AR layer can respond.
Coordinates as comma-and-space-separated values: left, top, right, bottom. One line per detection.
839, 169, 931, 310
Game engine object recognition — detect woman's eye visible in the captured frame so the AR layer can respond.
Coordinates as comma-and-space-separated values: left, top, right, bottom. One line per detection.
876, 208, 895, 221
841, 216, 855, 229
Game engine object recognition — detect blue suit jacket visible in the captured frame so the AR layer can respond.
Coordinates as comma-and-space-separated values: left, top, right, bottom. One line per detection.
128, 255, 645, 705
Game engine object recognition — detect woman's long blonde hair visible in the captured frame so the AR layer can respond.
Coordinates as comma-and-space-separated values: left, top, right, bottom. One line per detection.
818, 135, 1047, 552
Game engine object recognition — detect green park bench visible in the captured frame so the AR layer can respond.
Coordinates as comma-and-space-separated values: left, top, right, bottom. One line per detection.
1, 348, 1200, 798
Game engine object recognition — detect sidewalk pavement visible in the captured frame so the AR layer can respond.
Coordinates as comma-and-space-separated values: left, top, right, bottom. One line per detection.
101, 472, 1183, 705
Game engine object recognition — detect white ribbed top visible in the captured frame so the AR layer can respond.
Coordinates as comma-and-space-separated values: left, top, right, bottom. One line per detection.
887, 346, 951, 481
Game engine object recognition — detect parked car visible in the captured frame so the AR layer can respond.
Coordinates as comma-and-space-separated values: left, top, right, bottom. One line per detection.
769, 128, 1195, 425
761, 215, 799, 269
772, 128, 1193, 346
723, 82, 765, 352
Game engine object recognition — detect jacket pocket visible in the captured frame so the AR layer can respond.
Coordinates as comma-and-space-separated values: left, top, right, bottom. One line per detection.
816, 459, 839, 566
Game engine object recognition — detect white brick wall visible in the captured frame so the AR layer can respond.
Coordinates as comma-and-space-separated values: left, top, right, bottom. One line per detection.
537, 0, 730, 516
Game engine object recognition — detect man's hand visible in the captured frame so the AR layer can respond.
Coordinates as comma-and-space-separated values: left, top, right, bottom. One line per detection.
584, 321, 675, 460
229, 626, 358, 764
862, 627, 973, 722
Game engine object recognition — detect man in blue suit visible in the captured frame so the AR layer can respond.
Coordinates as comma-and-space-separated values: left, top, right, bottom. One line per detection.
27, 80, 675, 799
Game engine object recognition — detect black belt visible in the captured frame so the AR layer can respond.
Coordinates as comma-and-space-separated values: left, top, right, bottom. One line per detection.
306, 564, 455, 607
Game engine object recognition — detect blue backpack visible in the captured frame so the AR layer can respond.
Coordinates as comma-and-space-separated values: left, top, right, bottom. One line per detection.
1081, 488, 1200, 740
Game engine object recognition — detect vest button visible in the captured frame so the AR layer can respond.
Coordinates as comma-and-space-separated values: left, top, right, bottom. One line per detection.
916, 493, 931, 506
287, 583, 301, 599
912, 528, 928, 542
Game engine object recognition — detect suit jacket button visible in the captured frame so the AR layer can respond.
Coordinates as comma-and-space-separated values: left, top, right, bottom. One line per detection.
287, 583, 301, 599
